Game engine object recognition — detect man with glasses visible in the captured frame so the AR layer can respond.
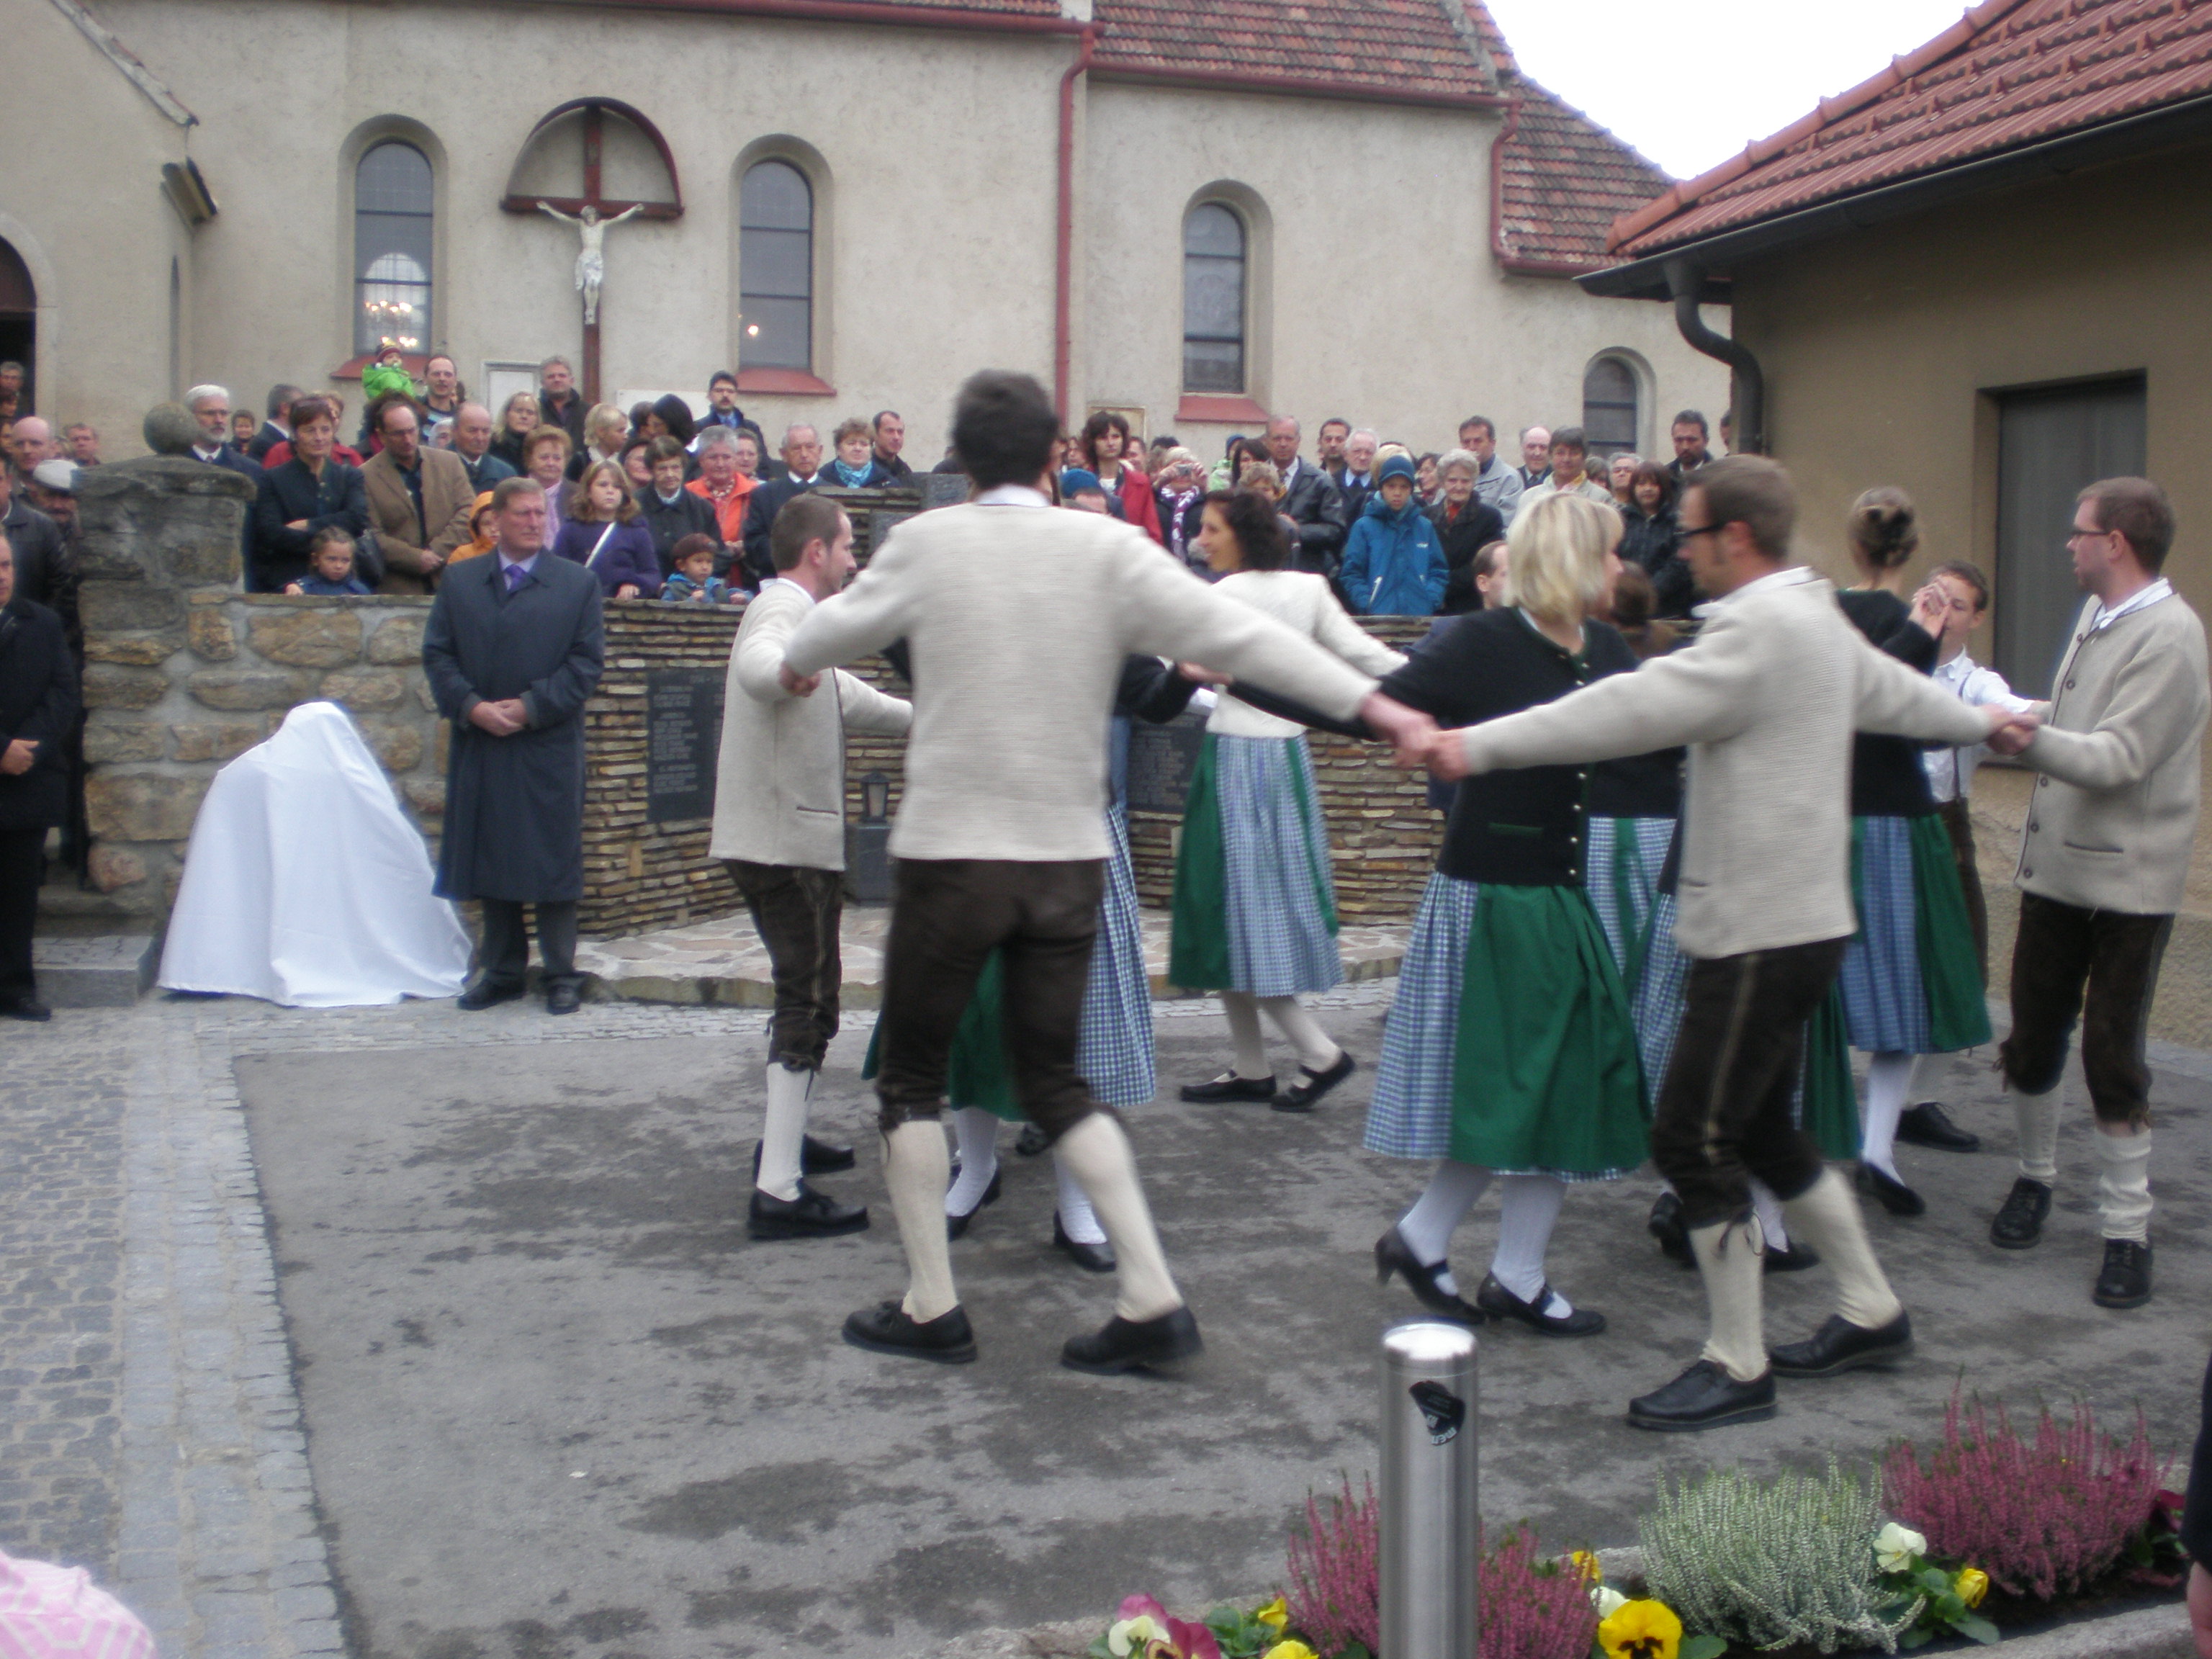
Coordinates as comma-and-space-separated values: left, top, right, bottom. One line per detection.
1980, 477, 2208, 1311
1427, 457, 2033, 1431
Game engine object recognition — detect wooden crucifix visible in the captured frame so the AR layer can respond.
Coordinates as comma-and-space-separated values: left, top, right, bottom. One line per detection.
500, 99, 684, 404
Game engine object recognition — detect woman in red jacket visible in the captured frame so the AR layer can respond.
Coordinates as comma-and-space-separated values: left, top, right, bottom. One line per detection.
1079, 410, 1164, 545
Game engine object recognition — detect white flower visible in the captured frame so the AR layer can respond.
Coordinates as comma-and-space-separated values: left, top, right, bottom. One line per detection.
1873, 1523, 1928, 1573
1108, 1614, 1166, 1658
1591, 1585, 1629, 1618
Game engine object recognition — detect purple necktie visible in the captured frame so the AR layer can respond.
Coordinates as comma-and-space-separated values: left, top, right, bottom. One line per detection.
505, 562, 527, 593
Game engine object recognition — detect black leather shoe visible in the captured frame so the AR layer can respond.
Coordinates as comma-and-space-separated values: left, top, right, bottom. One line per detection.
945, 1167, 1002, 1239
1990, 1176, 2051, 1249
2092, 1239, 2152, 1308
752, 1136, 857, 1179
1475, 1274, 1606, 1337
1273, 1050, 1355, 1114
1014, 1123, 1050, 1157
0, 998, 53, 1022
1769, 1310, 1912, 1377
1897, 1102, 1981, 1153
1052, 1214, 1115, 1273
456, 979, 526, 1011
1180, 1072, 1275, 1103
748, 1183, 870, 1241
545, 979, 582, 1015
1627, 1359, 1777, 1432
842, 1300, 976, 1363
1061, 1305, 1202, 1375
1648, 1192, 1694, 1268
1373, 1227, 1483, 1324
1763, 1241, 1822, 1274
1856, 1161, 1926, 1217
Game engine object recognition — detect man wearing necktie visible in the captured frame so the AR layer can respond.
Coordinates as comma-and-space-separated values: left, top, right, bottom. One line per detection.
423, 476, 606, 1013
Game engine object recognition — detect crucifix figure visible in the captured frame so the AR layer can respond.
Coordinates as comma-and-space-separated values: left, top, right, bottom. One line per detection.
537, 199, 642, 328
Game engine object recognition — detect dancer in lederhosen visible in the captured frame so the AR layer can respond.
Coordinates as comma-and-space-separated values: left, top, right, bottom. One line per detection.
1366, 493, 1649, 1336
1833, 489, 1992, 1218
1172, 490, 1404, 1115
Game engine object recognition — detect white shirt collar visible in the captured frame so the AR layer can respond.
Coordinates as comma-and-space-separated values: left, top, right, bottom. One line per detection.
2087, 577, 2172, 631
193, 444, 223, 462
1934, 649, 1978, 684
1696, 562, 1812, 616
976, 484, 1048, 508
761, 575, 816, 606
497, 549, 540, 575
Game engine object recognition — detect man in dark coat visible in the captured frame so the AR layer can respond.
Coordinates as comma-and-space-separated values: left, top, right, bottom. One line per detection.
739, 423, 828, 588
1264, 416, 1349, 577
423, 477, 605, 1015
0, 465, 66, 611
0, 531, 80, 1020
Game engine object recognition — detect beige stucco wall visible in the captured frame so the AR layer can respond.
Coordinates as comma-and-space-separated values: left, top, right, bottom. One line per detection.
1727, 142, 2212, 914
0, 0, 194, 440
1081, 81, 1730, 455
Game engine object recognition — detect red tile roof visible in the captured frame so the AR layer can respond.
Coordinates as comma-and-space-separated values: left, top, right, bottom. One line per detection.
1089, 0, 1499, 104
1495, 80, 1674, 272
1611, 0, 2212, 258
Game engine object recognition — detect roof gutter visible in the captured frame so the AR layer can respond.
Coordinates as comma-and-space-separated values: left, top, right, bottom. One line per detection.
541, 0, 1091, 32
1055, 22, 1103, 423
1665, 258, 1763, 455
1585, 87, 2212, 301
1088, 64, 1502, 112
1487, 93, 1609, 278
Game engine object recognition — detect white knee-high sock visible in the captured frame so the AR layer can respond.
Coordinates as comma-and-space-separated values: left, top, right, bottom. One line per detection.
884, 1122, 960, 1322
2013, 1081, 2062, 1183
1259, 994, 1341, 1074
1053, 1151, 1107, 1244
1395, 1160, 1493, 1296
1489, 1174, 1572, 1316
1781, 1166, 1904, 1330
945, 1107, 1000, 1215
1860, 1051, 1915, 1181
1220, 991, 1270, 1079
1750, 1180, 1791, 1252
756, 1064, 812, 1202
2093, 1125, 2152, 1243
1053, 1114, 1182, 1321
1690, 1218, 1767, 1382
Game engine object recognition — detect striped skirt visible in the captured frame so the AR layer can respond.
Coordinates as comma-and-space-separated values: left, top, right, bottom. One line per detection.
1837, 814, 1992, 1055
1168, 732, 1342, 997
1364, 872, 1647, 1179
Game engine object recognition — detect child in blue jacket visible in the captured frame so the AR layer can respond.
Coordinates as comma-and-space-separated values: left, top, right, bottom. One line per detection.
1340, 452, 1447, 616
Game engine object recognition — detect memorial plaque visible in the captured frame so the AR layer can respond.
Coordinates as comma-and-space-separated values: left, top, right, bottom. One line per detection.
1125, 709, 1207, 814
644, 667, 726, 824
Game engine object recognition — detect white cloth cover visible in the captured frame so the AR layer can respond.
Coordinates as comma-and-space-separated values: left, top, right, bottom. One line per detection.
158, 701, 472, 1007
0, 1546, 157, 1659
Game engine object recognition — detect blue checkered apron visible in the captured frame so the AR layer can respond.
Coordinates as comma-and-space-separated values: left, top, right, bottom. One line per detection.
1585, 817, 1691, 1092
1215, 733, 1343, 997
1077, 806, 1156, 1107
1838, 814, 1933, 1053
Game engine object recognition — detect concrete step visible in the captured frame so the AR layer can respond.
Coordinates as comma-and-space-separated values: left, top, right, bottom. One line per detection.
35, 934, 159, 1007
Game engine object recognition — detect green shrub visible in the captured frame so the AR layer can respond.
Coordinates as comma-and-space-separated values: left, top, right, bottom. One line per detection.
1640, 1459, 1920, 1655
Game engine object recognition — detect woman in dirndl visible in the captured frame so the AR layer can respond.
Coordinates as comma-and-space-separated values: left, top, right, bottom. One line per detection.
1365, 492, 1649, 1336
865, 657, 1197, 1269
1169, 489, 1405, 1114
1834, 487, 1992, 1217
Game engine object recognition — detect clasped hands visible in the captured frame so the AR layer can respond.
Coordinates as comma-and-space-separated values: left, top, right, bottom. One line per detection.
1983, 703, 2042, 757
467, 698, 529, 737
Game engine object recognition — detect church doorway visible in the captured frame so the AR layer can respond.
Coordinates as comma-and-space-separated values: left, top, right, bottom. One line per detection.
0, 237, 35, 410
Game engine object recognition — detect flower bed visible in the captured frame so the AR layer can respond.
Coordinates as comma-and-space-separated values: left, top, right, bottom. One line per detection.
1082, 1393, 2190, 1659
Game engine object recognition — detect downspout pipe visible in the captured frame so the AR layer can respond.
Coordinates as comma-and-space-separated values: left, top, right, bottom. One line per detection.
1664, 257, 1764, 455
1055, 23, 1102, 425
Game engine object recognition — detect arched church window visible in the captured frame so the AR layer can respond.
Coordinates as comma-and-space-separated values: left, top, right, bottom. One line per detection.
354, 141, 433, 354
1182, 203, 1246, 394
1582, 354, 1640, 456
739, 161, 814, 372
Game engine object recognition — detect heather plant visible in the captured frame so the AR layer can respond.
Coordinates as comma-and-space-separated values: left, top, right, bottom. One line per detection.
1285, 1475, 1379, 1659
1476, 1524, 1597, 1659
1641, 1458, 1920, 1654
1884, 1391, 2165, 1601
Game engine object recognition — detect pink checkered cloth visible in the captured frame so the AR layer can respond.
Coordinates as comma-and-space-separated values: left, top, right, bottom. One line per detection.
0, 1551, 157, 1659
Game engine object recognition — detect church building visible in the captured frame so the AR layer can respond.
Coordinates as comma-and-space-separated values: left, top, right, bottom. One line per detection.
11, 0, 1727, 459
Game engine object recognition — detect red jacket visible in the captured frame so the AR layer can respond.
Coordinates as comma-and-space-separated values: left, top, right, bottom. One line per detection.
1104, 462, 1163, 545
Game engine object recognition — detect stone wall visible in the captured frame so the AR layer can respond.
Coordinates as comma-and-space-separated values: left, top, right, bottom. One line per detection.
74, 459, 445, 912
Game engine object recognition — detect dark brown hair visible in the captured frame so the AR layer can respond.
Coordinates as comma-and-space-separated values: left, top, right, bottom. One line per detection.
1078, 408, 1133, 472
1202, 487, 1288, 570
670, 533, 719, 571
1930, 559, 1990, 613
770, 491, 848, 572
1848, 486, 1919, 568
644, 436, 688, 468
287, 396, 335, 432
369, 391, 423, 436
1611, 560, 1655, 627
2077, 477, 2175, 572
1691, 455, 1795, 560
951, 370, 1057, 490
1629, 459, 1676, 512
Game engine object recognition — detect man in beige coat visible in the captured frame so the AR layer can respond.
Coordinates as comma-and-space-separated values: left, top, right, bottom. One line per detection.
1984, 477, 2208, 1310
1430, 457, 2032, 1431
363, 398, 475, 595
708, 492, 910, 1241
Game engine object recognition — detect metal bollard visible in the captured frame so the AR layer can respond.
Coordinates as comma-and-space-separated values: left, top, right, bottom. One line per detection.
1379, 1320, 1480, 1659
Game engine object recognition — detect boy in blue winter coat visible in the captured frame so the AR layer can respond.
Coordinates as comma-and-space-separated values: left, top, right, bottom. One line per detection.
1339, 451, 1447, 615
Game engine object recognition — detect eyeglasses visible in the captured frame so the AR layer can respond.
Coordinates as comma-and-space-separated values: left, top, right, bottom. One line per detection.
2066, 526, 2114, 543
1677, 522, 1722, 540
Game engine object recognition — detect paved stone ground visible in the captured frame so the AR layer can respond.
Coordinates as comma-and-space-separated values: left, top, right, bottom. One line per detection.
5, 984, 2206, 1659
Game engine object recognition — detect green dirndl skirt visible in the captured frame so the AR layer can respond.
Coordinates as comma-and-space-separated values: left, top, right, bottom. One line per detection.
1798, 985, 1862, 1161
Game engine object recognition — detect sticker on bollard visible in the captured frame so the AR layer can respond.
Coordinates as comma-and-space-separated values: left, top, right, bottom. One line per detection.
1408, 1380, 1465, 1445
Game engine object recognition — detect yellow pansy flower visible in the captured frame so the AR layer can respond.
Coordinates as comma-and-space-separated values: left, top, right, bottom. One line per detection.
1254, 1597, 1289, 1635
1955, 1567, 1990, 1609
1570, 1550, 1604, 1585
1261, 1643, 1316, 1659
1598, 1598, 1684, 1659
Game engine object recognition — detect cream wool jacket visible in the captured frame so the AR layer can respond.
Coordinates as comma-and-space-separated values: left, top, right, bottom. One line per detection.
707, 579, 911, 871
1453, 566, 1991, 959
2015, 589, 2208, 914
1207, 570, 1406, 739
782, 501, 1378, 862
